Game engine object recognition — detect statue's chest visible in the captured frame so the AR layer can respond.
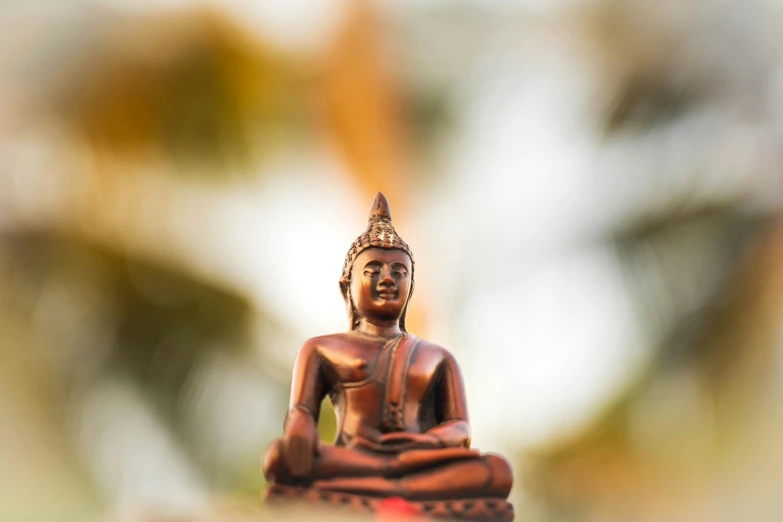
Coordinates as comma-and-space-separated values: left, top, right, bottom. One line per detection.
404, 350, 442, 399
327, 348, 383, 385
327, 347, 441, 402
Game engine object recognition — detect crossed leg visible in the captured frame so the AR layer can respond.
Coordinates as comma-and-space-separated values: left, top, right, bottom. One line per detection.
264, 438, 512, 500
314, 453, 513, 500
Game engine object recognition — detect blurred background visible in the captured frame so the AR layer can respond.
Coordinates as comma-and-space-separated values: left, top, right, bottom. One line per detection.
1, 0, 782, 521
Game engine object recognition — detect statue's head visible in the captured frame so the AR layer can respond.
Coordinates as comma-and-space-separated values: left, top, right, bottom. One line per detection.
339, 193, 415, 332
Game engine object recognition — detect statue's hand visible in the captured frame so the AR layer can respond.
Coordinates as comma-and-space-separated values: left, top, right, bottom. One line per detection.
378, 431, 443, 450
282, 409, 320, 478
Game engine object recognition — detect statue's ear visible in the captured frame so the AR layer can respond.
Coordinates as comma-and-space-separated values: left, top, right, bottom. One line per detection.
339, 279, 349, 300
339, 279, 359, 330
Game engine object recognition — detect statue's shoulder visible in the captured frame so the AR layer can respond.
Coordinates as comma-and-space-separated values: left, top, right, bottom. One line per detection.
298, 332, 355, 354
410, 336, 459, 364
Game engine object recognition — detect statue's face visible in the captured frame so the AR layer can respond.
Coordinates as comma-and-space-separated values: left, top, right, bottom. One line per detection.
350, 248, 412, 323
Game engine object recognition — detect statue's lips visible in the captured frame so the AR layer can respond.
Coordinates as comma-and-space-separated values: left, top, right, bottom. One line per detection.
375, 290, 398, 300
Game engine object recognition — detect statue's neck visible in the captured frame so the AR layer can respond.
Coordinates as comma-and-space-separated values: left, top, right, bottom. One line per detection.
356, 318, 402, 339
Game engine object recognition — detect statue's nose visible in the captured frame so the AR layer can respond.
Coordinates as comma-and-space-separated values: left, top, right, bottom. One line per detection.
379, 269, 395, 287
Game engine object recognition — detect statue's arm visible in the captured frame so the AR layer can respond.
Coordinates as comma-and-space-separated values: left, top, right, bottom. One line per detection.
282, 339, 328, 477
427, 351, 471, 448
286, 339, 327, 424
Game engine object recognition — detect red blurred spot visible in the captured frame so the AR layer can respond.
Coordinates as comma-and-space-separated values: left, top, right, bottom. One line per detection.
376, 497, 421, 520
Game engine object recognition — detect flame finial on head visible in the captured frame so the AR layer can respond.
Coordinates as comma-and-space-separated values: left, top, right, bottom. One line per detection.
339, 192, 415, 331
368, 192, 393, 222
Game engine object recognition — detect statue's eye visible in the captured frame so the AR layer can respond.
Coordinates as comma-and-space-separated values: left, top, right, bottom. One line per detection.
364, 270, 378, 277
394, 270, 407, 278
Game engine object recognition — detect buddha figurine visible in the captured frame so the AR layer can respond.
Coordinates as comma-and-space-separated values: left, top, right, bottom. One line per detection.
263, 193, 514, 520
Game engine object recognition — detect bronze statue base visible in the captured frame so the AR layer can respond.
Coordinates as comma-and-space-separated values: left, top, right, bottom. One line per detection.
266, 484, 514, 521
